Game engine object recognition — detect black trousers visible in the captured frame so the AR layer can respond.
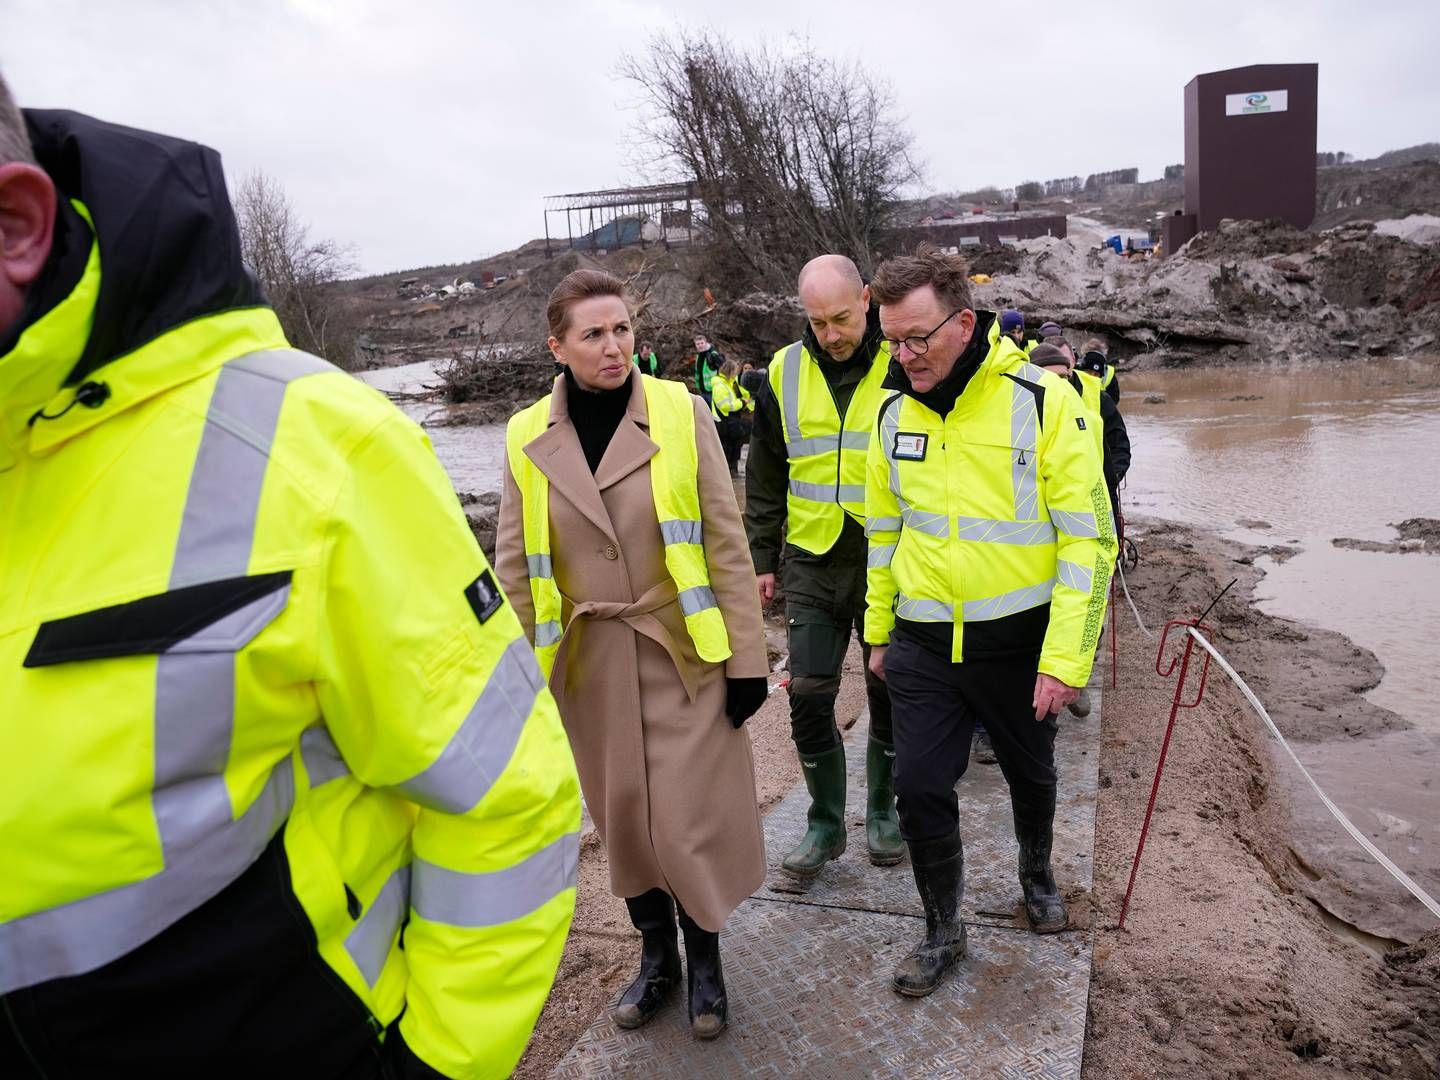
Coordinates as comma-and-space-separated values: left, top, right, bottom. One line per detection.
883, 635, 1058, 844
784, 533, 892, 754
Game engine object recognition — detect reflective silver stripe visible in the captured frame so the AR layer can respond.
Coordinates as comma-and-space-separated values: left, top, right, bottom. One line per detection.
786, 433, 840, 457
345, 865, 411, 987
678, 585, 719, 617
1010, 378, 1039, 521
170, 350, 327, 588
780, 342, 804, 450
1057, 559, 1094, 594
396, 636, 546, 814
411, 831, 580, 929
895, 594, 955, 622
879, 396, 904, 502
535, 620, 563, 648
0, 759, 294, 994
868, 543, 897, 569
1050, 509, 1100, 538
901, 508, 950, 537
659, 519, 704, 545
836, 484, 866, 504
866, 515, 902, 536
789, 479, 835, 502
839, 430, 872, 451
527, 553, 552, 578
301, 725, 350, 788
953, 517, 1057, 546
963, 579, 1056, 622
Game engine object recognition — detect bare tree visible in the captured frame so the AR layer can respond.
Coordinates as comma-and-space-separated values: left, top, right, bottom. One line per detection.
234, 171, 361, 368
623, 31, 920, 292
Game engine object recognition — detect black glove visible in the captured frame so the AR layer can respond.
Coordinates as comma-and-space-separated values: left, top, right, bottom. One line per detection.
724, 676, 768, 729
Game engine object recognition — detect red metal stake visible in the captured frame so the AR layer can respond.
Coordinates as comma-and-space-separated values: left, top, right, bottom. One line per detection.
1115, 619, 1214, 930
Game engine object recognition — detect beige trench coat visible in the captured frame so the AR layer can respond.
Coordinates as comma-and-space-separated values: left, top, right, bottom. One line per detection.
496, 372, 768, 931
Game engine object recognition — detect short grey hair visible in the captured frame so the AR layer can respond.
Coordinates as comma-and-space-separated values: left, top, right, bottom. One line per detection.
0, 71, 38, 167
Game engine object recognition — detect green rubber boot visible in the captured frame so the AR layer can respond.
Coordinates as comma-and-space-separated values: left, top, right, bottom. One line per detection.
780, 745, 847, 881
865, 738, 905, 866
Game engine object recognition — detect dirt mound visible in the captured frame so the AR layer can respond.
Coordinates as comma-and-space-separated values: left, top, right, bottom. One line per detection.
1316, 160, 1440, 229
1186, 218, 1317, 260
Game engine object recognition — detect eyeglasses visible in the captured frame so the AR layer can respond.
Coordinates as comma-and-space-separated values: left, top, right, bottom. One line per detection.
882, 310, 961, 357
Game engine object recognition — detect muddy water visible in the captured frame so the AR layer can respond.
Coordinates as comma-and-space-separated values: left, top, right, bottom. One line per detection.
1123, 357, 1440, 940
1121, 357, 1440, 733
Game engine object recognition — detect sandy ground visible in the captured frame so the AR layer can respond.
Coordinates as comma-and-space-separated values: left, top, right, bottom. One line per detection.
1084, 518, 1439, 1078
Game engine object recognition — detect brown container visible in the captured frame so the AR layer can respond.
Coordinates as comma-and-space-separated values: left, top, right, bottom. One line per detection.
1183, 63, 1318, 231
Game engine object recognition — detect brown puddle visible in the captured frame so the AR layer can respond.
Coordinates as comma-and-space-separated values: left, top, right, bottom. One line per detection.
1122, 356, 1440, 940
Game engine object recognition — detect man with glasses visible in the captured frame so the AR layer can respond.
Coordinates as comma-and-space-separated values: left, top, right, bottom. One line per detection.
863, 244, 1114, 997
744, 254, 903, 885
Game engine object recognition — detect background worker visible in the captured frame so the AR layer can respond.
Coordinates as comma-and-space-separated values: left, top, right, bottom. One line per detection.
693, 333, 724, 406
710, 357, 752, 475
999, 309, 1027, 350
633, 340, 661, 377
744, 253, 903, 882
1076, 336, 1121, 403
864, 245, 1115, 997
497, 270, 769, 1040
0, 82, 580, 1079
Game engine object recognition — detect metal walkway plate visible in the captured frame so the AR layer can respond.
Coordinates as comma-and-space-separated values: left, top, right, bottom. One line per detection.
551, 696, 1102, 1079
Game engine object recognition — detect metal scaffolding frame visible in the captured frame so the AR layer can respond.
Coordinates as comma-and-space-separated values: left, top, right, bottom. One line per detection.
542, 181, 698, 256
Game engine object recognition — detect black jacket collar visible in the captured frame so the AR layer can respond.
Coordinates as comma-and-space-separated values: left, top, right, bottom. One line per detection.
883, 309, 998, 417
5, 109, 267, 385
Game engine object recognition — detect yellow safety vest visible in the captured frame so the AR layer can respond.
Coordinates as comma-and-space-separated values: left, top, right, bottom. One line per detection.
1073, 369, 1106, 461
768, 339, 891, 555
506, 375, 732, 677
864, 337, 1116, 687
1, 212, 580, 1078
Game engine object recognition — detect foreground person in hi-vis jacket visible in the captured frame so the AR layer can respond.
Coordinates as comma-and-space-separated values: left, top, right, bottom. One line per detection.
0, 78, 580, 1079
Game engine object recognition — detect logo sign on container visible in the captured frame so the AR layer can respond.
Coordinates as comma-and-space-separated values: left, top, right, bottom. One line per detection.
1225, 89, 1288, 116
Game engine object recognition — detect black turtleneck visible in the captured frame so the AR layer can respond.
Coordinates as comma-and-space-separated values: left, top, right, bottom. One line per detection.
565, 367, 632, 474
881, 309, 997, 417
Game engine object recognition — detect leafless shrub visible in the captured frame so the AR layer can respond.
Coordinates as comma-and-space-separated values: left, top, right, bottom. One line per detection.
235, 171, 362, 369
623, 31, 920, 293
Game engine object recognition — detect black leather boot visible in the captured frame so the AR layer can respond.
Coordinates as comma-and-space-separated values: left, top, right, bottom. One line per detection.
1014, 792, 1068, 934
892, 831, 966, 997
677, 905, 727, 1039
612, 889, 681, 1030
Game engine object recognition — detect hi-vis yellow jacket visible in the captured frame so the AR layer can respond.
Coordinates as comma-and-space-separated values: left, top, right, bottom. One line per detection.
709, 373, 752, 419
1073, 368, 1106, 460
767, 338, 892, 554
864, 335, 1116, 686
2, 112, 579, 1079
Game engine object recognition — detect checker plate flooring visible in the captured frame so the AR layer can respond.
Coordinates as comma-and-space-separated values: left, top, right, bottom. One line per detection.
550, 695, 1102, 1079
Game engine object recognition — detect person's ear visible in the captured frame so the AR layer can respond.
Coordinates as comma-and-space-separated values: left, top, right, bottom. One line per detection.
0, 163, 58, 289
547, 335, 567, 365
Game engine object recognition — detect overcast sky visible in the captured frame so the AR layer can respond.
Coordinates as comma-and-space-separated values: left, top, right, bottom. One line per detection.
5, 0, 1436, 274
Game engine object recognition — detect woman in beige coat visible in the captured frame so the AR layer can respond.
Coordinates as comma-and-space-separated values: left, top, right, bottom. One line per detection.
496, 269, 769, 1039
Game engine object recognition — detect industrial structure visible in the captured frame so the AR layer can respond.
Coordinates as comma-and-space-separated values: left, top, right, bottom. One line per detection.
1165, 63, 1319, 254
542, 182, 698, 256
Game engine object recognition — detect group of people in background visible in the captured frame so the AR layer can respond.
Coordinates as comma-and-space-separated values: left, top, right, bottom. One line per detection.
2, 71, 1133, 1076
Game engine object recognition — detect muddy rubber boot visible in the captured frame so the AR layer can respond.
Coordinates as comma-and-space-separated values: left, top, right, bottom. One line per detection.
612, 889, 682, 1030
1014, 794, 1068, 934
892, 832, 967, 997
780, 745, 847, 880
1067, 687, 1093, 718
971, 725, 998, 765
865, 738, 905, 866
677, 907, 727, 1040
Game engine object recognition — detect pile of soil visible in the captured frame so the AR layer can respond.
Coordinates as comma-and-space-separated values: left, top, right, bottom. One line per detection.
1086, 518, 1439, 1077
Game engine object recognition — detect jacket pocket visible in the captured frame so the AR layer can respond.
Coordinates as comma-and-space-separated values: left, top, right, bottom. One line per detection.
24, 571, 292, 667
